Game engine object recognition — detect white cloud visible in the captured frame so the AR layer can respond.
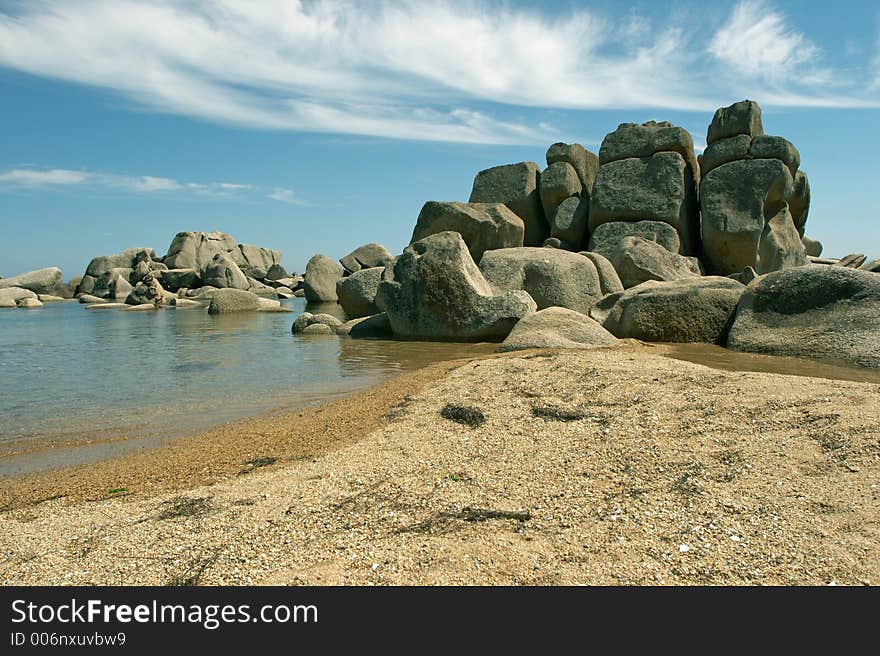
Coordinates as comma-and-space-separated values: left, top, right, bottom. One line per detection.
0, 168, 90, 186
0, 166, 299, 202
0, 1, 876, 145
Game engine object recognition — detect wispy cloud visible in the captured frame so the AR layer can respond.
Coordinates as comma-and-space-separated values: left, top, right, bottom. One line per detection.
0, 166, 301, 204
0, 1, 877, 145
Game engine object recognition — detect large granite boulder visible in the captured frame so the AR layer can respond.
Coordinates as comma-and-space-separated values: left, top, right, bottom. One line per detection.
292, 312, 343, 334
699, 134, 800, 177
588, 220, 682, 256
599, 121, 700, 184
202, 252, 250, 290
336, 267, 384, 318
164, 231, 234, 271
602, 236, 700, 289
727, 265, 880, 369
265, 263, 289, 281
549, 197, 589, 249
498, 307, 618, 352
802, 236, 823, 257
539, 161, 582, 223
707, 99, 763, 145
303, 254, 344, 303
93, 270, 133, 300
377, 231, 536, 341
336, 313, 393, 338
546, 142, 599, 191
589, 151, 698, 253
700, 158, 806, 275
479, 247, 605, 315
578, 252, 624, 295
0, 287, 37, 308
788, 171, 810, 236
84, 248, 155, 279
468, 161, 547, 246
233, 244, 282, 280
339, 243, 392, 274
62, 276, 81, 299
411, 201, 524, 263
590, 277, 746, 344
0, 267, 63, 296
158, 268, 202, 292
207, 288, 280, 314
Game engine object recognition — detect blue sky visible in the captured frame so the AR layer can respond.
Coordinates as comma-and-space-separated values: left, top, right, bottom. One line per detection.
1, 0, 878, 278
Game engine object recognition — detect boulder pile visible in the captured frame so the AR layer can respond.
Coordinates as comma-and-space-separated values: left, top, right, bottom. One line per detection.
295, 100, 879, 369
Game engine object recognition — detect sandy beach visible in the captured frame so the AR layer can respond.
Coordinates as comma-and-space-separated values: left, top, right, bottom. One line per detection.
1, 343, 877, 586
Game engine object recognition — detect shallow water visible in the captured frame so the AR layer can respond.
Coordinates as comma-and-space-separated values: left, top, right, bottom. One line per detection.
0, 299, 492, 475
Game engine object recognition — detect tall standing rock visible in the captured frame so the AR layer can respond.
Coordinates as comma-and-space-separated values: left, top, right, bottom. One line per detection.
546, 142, 599, 192
549, 197, 590, 249
377, 231, 536, 341
469, 161, 547, 247
706, 99, 763, 145
303, 254, 344, 303
202, 252, 250, 290
410, 201, 524, 263
539, 161, 582, 224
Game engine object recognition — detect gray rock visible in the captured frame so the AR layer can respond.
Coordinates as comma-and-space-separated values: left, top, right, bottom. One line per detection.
539, 161, 582, 222
579, 252, 624, 296
498, 307, 618, 352
727, 265, 880, 368
185, 286, 219, 300
336, 267, 384, 318
699, 134, 800, 177
542, 237, 566, 249
247, 278, 279, 299
77, 294, 107, 304
835, 253, 867, 268
129, 260, 152, 285
802, 235, 822, 257
707, 99, 763, 145
336, 313, 393, 338
303, 254, 344, 303
0, 267, 64, 296
546, 142, 599, 192
234, 243, 282, 280
0, 287, 37, 307
860, 259, 880, 273
700, 158, 805, 275
164, 231, 236, 271
339, 243, 392, 274
265, 263, 289, 281
588, 220, 681, 256
479, 247, 605, 314
93, 271, 133, 300
159, 268, 202, 292
378, 231, 536, 341
757, 205, 808, 274
85, 248, 155, 278
728, 266, 759, 285
124, 303, 158, 311
62, 276, 81, 299
603, 236, 701, 289
207, 288, 264, 314
16, 297, 43, 308
549, 196, 589, 249
590, 277, 746, 344
37, 294, 65, 302
75, 275, 96, 296
292, 312, 343, 334
411, 201, 524, 263
788, 171, 810, 236
274, 287, 294, 299
171, 298, 204, 309
202, 252, 250, 290
468, 161, 547, 246
589, 152, 698, 253
599, 120, 700, 186
85, 303, 128, 310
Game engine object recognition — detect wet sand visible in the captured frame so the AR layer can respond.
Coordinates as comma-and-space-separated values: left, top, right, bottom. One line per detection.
1, 343, 877, 585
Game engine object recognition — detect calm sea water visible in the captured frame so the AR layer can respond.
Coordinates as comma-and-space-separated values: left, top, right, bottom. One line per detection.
0, 299, 490, 475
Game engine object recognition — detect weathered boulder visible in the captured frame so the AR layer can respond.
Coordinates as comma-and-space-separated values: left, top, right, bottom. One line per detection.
336, 267, 384, 318
788, 171, 810, 236
498, 307, 618, 352
700, 158, 806, 275
75, 275, 96, 296
265, 263, 289, 281
0, 287, 37, 307
85, 303, 127, 310
602, 236, 700, 289
700, 134, 800, 177
802, 236, 823, 257
579, 252, 624, 295
292, 312, 343, 334
590, 277, 746, 344
233, 244, 282, 280
539, 161, 582, 222
411, 201, 524, 263
77, 294, 107, 304
207, 288, 263, 314
589, 152, 698, 253
468, 161, 547, 246
339, 243, 392, 274
336, 313, 393, 338
246, 278, 279, 299
377, 231, 536, 341
62, 276, 81, 298
707, 99, 763, 145
599, 121, 700, 185
125, 273, 166, 306
164, 231, 234, 271
202, 252, 250, 290
37, 294, 65, 302
16, 297, 43, 309
546, 142, 599, 191
159, 268, 202, 292
85, 248, 155, 278
303, 254, 344, 303
727, 265, 880, 368
588, 220, 681, 256
860, 259, 880, 273
549, 196, 589, 249
479, 247, 604, 315
0, 267, 64, 296
93, 271, 133, 300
